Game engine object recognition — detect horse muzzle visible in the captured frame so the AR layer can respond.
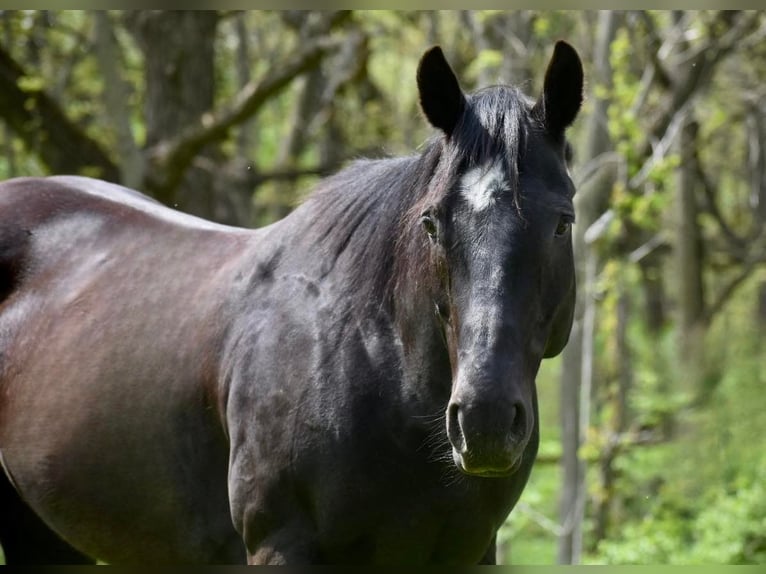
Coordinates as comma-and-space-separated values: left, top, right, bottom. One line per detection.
446, 397, 530, 477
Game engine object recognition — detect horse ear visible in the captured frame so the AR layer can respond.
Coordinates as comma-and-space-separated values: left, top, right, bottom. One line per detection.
534, 41, 584, 139
417, 46, 465, 137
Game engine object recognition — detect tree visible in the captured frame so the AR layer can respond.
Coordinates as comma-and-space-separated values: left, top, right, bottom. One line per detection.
556, 10, 766, 563
556, 10, 619, 564
0, 10, 350, 224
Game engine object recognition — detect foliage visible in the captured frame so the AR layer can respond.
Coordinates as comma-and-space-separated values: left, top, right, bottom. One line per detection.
594, 360, 766, 564
582, 241, 766, 565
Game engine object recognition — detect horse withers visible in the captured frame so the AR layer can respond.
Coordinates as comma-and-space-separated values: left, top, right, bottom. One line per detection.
0, 42, 583, 564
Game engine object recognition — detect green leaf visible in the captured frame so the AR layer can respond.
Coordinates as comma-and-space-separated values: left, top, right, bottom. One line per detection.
17, 75, 45, 93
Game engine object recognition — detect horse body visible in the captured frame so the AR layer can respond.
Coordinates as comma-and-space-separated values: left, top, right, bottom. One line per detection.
0, 42, 583, 564
0, 172, 522, 564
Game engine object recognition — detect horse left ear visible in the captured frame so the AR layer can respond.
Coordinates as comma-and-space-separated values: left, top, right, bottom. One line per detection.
417, 46, 466, 138
534, 41, 584, 139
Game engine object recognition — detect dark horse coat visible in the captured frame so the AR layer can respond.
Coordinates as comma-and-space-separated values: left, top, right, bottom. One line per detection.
0, 43, 583, 564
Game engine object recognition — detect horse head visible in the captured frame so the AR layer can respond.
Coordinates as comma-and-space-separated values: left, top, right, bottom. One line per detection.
414, 42, 583, 477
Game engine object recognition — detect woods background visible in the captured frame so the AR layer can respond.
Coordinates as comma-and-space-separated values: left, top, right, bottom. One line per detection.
0, 10, 764, 565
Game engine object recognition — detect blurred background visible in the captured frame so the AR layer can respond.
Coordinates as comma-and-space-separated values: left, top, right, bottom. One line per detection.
0, 10, 764, 565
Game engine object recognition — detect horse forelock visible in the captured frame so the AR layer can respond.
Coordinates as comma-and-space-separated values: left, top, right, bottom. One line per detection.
451, 86, 530, 206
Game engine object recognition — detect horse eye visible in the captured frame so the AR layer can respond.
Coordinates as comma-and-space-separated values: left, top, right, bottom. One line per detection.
555, 217, 572, 237
420, 213, 438, 239
434, 301, 451, 323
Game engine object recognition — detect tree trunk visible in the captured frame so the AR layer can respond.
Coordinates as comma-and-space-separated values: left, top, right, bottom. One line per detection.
748, 103, 766, 330
557, 10, 619, 564
500, 12, 535, 87
126, 11, 220, 217
1, 12, 16, 179
592, 282, 632, 549
637, 253, 668, 334
675, 117, 706, 390
266, 68, 328, 222
234, 12, 254, 157
216, 12, 260, 227
94, 12, 144, 189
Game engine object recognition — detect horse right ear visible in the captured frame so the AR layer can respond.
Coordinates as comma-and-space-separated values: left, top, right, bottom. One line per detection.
417, 46, 465, 138
533, 41, 584, 140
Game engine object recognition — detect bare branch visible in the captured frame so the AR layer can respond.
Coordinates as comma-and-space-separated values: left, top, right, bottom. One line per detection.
693, 147, 748, 253
636, 12, 672, 90
279, 10, 351, 35
194, 155, 346, 189
630, 12, 758, 193
573, 151, 623, 190
241, 163, 342, 187
628, 233, 670, 264
515, 502, 567, 537
704, 256, 764, 323
629, 100, 691, 190
145, 35, 342, 193
680, 11, 761, 67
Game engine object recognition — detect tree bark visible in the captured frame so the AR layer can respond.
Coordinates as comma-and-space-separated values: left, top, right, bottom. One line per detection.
126, 10, 220, 216
592, 282, 632, 549
557, 10, 619, 565
748, 103, 766, 329
94, 12, 144, 189
675, 118, 706, 354
1, 12, 16, 179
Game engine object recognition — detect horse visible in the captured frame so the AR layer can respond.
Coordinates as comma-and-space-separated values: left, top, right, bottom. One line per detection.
0, 41, 583, 564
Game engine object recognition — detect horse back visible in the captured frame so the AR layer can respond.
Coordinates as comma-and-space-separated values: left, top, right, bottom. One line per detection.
0, 174, 253, 427
0, 175, 246, 294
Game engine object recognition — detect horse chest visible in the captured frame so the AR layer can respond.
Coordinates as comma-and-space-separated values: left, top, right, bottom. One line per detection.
309, 471, 514, 563
294, 432, 519, 563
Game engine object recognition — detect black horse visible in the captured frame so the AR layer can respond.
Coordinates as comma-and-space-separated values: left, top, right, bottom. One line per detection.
0, 42, 583, 564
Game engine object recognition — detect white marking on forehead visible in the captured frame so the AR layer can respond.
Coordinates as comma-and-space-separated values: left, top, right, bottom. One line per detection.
459, 163, 508, 212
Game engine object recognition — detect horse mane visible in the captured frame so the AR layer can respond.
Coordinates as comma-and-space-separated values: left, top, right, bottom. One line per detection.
295, 146, 440, 310
296, 84, 530, 315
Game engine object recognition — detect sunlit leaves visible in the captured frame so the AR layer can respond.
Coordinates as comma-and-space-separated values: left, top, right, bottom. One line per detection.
16, 75, 44, 92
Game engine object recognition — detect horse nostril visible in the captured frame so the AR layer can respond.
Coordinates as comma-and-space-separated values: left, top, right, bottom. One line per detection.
509, 402, 526, 440
446, 402, 465, 453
